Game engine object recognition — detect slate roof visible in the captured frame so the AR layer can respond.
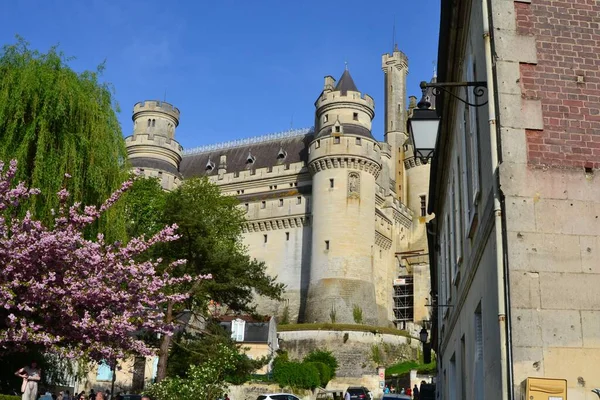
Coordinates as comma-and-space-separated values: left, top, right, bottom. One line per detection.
130, 157, 181, 176
315, 123, 375, 140
335, 70, 359, 94
180, 133, 312, 178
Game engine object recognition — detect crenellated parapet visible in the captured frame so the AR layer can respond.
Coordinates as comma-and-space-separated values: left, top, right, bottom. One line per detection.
133, 100, 180, 125
243, 215, 310, 233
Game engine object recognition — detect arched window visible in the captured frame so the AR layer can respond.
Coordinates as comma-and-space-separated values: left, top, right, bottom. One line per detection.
147, 119, 151, 127
152, 119, 156, 127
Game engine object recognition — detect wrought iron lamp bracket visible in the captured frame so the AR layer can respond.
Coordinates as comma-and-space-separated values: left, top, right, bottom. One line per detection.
420, 80, 488, 108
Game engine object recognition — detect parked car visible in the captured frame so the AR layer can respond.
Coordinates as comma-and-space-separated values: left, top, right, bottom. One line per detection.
382, 394, 411, 400
346, 386, 373, 400
120, 395, 142, 400
257, 394, 301, 400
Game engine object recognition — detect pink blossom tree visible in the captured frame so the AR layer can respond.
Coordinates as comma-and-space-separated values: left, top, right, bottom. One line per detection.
0, 160, 206, 361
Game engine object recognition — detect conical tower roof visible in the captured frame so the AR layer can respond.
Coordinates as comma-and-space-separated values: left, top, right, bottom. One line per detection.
334, 70, 358, 94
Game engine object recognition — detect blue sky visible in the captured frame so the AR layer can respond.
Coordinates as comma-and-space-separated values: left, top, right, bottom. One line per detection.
0, 0, 440, 150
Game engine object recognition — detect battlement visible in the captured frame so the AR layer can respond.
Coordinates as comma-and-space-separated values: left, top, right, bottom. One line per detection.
125, 133, 183, 154
316, 90, 375, 111
133, 100, 180, 124
382, 49, 409, 71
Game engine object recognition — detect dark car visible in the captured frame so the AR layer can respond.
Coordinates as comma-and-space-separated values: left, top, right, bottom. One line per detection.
120, 395, 142, 400
346, 387, 372, 400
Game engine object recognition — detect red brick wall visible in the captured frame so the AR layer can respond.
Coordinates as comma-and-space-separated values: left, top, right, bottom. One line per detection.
515, 0, 600, 168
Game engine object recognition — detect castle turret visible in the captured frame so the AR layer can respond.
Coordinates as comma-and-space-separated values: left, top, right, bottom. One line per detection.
125, 100, 183, 190
382, 46, 409, 201
305, 69, 382, 324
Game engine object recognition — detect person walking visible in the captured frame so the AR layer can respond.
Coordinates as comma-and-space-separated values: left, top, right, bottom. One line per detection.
413, 384, 420, 400
14, 360, 41, 400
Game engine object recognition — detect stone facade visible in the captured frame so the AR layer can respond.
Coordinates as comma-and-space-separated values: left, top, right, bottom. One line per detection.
429, 0, 600, 399
125, 48, 432, 330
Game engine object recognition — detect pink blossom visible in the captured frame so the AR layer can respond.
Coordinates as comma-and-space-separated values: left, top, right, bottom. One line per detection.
0, 160, 207, 361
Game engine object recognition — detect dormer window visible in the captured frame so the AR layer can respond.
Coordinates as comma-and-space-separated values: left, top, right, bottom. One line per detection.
205, 158, 216, 172
335, 126, 341, 133
246, 151, 256, 165
277, 148, 287, 161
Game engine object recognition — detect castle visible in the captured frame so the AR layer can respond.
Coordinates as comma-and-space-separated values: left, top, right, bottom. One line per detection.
125, 47, 432, 329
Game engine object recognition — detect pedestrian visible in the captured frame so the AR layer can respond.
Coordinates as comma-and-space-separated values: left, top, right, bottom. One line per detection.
95, 392, 105, 400
104, 390, 111, 400
344, 390, 351, 400
57, 391, 64, 400
88, 390, 96, 400
406, 387, 411, 397
141, 396, 151, 400
390, 385, 395, 394
400, 388, 405, 395
78, 394, 87, 400
14, 360, 41, 400
384, 385, 390, 394
224, 394, 230, 400
413, 384, 419, 400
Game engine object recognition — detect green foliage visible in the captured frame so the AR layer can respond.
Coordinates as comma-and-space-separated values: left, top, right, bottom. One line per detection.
303, 350, 338, 378
385, 360, 437, 377
305, 361, 332, 387
352, 304, 363, 324
160, 177, 285, 311
0, 395, 20, 400
166, 322, 266, 385
121, 176, 166, 239
280, 304, 290, 325
273, 361, 320, 390
145, 342, 237, 400
371, 344, 383, 365
0, 37, 128, 239
272, 350, 289, 371
278, 323, 411, 337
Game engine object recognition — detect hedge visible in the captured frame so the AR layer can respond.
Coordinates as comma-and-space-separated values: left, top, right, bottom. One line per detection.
273, 361, 320, 389
0, 395, 21, 400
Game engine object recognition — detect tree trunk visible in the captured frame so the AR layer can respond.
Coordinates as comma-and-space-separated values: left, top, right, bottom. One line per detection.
110, 359, 117, 398
156, 301, 174, 382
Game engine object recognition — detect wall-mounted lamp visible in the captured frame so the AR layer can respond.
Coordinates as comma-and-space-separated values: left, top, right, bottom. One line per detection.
407, 80, 488, 164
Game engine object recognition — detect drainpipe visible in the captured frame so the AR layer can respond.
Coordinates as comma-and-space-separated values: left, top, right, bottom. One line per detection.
482, 0, 510, 399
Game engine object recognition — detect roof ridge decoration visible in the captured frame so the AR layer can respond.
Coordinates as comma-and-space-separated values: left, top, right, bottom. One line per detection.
183, 127, 314, 156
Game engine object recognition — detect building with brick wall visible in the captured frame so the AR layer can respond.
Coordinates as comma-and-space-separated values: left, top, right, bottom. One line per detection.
125, 47, 433, 334
426, 0, 600, 399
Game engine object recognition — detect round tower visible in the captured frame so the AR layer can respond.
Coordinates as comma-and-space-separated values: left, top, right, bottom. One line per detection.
305, 70, 382, 324
125, 100, 183, 190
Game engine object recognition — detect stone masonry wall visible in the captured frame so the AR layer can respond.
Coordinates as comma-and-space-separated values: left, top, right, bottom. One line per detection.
495, 0, 600, 399
278, 330, 418, 378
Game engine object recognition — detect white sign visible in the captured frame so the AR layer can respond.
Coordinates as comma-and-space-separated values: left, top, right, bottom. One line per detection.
394, 278, 406, 285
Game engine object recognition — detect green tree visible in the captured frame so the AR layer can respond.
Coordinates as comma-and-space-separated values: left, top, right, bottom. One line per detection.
166, 322, 266, 384
0, 37, 128, 238
123, 177, 285, 381
145, 342, 238, 400
303, 349, 338, 378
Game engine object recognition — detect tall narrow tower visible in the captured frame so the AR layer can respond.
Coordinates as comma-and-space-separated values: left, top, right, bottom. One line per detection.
305, 70, 382, 324
125, 100, 183, 190
382, 46, 409, 201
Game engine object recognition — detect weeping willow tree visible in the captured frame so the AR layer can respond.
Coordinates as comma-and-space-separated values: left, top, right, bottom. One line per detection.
0, 37, 128, 239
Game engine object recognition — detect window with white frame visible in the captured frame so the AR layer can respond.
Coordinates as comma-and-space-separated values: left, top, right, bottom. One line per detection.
445, 213, 452, 304
473, 304, 484, 400
465, 35, 481, 233
231, 318, 245, 342
440, 221, 447, 308
450, 179, 457, 284
455, 156, 464, 267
